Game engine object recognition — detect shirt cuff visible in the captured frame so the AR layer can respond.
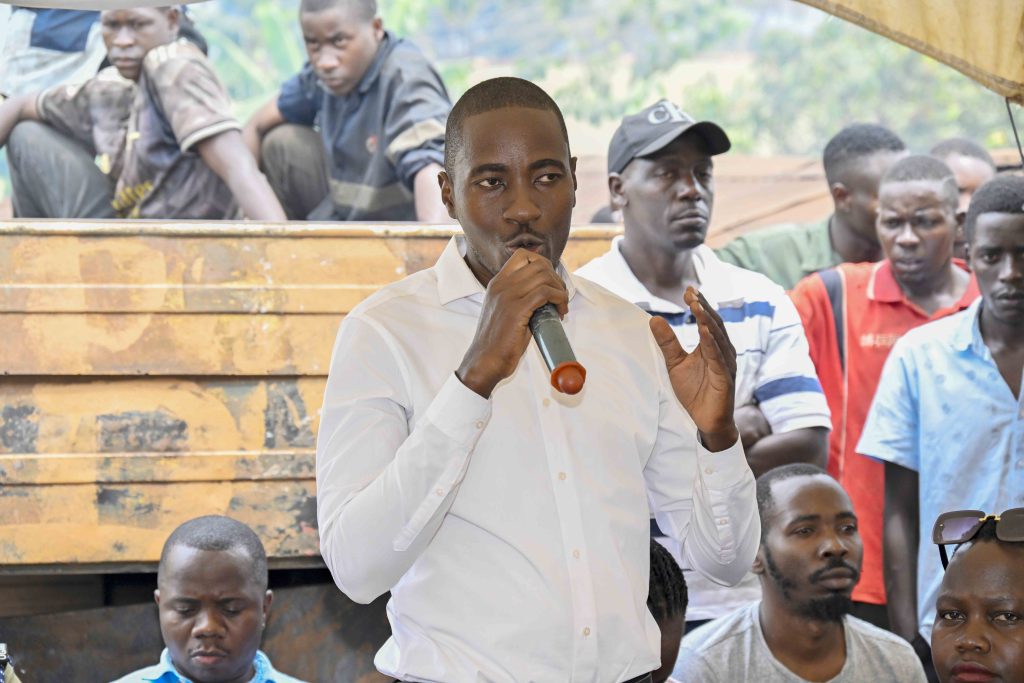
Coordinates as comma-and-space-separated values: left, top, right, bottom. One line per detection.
695, 436, 751, 490
422, 372, 493, 444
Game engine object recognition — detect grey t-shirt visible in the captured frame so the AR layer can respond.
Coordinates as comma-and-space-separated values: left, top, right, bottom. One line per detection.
673, 602, 926, 683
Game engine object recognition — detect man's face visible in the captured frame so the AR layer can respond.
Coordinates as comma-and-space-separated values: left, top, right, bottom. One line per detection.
755, 475, 862, 622
970, 212, 1024, 328
156, 546, 271, 683
612, 133, 714, 253
654, 613, 684, 683
439, 107, 577, 284
932, 540, 1024, 683
877, 179, 960, 289
834, 150, 909, 242
301, 6, 383, 97
100, 8, 179, 81
944, 154, 997, 213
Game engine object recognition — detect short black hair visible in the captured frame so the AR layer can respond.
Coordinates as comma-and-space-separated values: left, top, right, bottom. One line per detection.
299, 0, 376, 20
444, 76, 570, 175
930, 138, 996, 169
823, 123, 906, 185
648, 539, 687, 623
965, 175, 1024, 241
756, 463, 831, 540
158, 515, 269, 591
880, 154, 958, 208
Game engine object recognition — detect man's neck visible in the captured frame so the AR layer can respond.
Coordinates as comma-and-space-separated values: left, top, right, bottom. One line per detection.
895, 262, 968, 317
619, 235, 699, 306
758, 598, 847, 682
828, 214, 881, 263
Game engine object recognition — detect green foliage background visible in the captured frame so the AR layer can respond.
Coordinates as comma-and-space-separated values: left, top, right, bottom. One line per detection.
189, 0, 1015, 154
0, 0, 1016, 204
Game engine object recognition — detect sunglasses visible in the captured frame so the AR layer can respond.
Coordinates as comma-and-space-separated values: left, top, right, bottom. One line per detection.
932, 508, 1024, 569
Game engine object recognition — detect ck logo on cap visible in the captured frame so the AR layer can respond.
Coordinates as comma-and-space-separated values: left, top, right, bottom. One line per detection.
647, 101, 693, 126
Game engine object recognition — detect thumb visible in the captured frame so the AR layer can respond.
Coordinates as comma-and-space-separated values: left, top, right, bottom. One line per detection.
650, 315, 688, 371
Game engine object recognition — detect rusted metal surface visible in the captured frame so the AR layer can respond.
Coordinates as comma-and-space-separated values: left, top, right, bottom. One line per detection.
0, 582, 392, 683
0, 222, 618, 570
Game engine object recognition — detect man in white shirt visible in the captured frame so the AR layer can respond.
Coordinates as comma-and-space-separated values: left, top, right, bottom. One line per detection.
577, 101, 831, 629
315, 77, 760, 682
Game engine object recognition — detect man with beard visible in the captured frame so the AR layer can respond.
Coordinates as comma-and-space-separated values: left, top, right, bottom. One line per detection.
673, 464, 926, 682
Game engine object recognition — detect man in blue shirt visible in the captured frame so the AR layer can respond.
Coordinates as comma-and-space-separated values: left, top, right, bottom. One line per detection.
110, 516, 306, 683
858, 175, 1024, 670
243, 0, 451, 222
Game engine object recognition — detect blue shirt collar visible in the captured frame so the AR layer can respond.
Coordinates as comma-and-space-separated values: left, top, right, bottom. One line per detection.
950, 298, 986, 356
146, 649, 275, 683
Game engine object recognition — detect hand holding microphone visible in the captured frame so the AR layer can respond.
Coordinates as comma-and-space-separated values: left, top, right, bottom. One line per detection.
456, 248, 585, 398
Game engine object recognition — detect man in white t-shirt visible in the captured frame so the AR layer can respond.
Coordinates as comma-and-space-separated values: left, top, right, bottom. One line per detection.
577, 100, 831, 628
673, 464, 926, 683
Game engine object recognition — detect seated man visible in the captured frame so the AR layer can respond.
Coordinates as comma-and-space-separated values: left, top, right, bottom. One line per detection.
716, 124, 907, 289
244, 0, 450, 222
790, 155, 979, 628
929, 138, 997, 260
0, 6, 285, 221
111, 515, 305, 683
859, 175, 1024, 670
577, 100, 830, 630
649, 539, 687, 683
930, 515, 1024, 683
673, 464, 926, 682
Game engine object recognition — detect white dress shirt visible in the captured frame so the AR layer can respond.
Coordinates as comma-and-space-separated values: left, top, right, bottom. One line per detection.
576, 238, 830, 622
316, 236, 759, 683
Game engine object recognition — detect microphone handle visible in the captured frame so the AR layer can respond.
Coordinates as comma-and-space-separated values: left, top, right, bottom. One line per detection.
528, 304, 586, 394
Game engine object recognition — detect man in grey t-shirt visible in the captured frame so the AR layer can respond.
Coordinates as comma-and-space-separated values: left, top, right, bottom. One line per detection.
673, 464, 925, 682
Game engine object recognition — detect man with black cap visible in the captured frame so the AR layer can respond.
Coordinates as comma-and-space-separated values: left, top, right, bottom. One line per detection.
578, 100, 831, 632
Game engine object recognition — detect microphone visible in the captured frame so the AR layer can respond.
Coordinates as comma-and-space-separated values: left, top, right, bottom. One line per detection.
529, 304, 586, 395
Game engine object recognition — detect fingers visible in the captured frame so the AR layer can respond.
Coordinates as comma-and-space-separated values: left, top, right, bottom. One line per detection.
685, 288, 737, 378
650, 315, 689, 371
492, 248, 569, 316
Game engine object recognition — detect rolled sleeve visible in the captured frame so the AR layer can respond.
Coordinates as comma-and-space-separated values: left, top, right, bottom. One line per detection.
382, 68, 449, 189
857, 341, 920, 472
644, 334, 759, 587
316, 314, 490, 603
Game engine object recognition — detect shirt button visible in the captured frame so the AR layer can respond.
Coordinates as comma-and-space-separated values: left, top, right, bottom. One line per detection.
705, 467, 714, 475
719, 518, 728, 526
573, 549, 581, 559
475, 420, 484, 429
543, 398, 551, 407
583, 627, 591, 637
436, 488, 445, 497
558, 472, 567, 481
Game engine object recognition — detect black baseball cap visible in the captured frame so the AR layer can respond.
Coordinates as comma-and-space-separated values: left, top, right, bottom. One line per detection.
607, 99, 731, 174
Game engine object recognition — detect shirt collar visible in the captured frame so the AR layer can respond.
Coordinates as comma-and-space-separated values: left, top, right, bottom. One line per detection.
596, 236, 734, 312
147, 649, 275, 683
435, 235, 577, 306
867, 258, 976, 308
356, 32, 393, 95
949, 297, 986, 354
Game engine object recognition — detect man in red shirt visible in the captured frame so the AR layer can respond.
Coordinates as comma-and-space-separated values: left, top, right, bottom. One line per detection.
789, 155, 978, 629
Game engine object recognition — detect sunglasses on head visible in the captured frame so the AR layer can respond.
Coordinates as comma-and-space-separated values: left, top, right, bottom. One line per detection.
932, 508, 1024, 570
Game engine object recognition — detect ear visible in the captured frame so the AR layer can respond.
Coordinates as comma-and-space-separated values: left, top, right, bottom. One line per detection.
751, 546, 766, 576
570, 156, 578, 207
372, 17, 384, 40
608, 173, 626, 212
154, 588, 161, 606
830, 182, 850, 212
166, 7, 181, 35
438, 170, 457, 220
262, 589, 274, 625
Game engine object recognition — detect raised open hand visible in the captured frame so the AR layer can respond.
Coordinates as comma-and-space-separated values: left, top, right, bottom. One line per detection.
650, 287, 739, 452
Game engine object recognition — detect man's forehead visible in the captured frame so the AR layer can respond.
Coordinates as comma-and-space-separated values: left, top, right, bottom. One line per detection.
162, 545, 254, 584
101, 7, 168, 19
879, 179, 952, 207
770, 475, 850, 521
459, 108, 568, 166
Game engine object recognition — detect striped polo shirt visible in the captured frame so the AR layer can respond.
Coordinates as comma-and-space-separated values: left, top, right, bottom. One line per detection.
577, 237, 831, 620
